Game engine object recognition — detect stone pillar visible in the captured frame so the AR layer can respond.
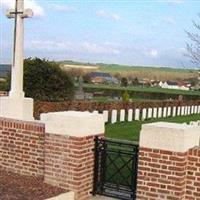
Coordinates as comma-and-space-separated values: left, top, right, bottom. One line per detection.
135, 108, 140, 121
153, 107, 157, 118
111, 109, 117, 124
128, 109, 133, 122
163, 107, 167, 117
142, 108, 147, 121
103, 110, 109, 123
195, 105, 198, 114
41, 111, 104, 200
181, 106, 185, 115
137, 122, 200, 199
147, 108, 152, 119
172, 106, 176, 117
198, 105, 200, 113
187, 106, 190, 115
191, 106, 194, 114
120, 109, 125, 122
184, 106, 187, 116
158, 107, 162, 118
177, 106, 181, 116
167, 107, 171, 117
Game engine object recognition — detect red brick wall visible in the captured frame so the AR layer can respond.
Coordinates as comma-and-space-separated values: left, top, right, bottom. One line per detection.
0, 117, 45, 176
185, 147, 200, 199
44, 133, 103, 200
137, 147, 200, 200
34, 100, 200, 119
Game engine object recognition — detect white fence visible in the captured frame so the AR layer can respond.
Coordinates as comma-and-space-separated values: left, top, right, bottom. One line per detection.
93, 105, 200, 124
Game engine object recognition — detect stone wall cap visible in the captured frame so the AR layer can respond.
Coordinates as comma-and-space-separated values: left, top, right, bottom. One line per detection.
140, 122, 200, 152
142, 122, 200, 130
40, 111, 105, 137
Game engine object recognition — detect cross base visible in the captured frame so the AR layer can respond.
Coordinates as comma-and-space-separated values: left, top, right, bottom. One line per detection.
0, 96, 34, 121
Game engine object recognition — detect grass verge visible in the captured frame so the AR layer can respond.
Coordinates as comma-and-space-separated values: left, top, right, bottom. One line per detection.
105, 114, 200, 141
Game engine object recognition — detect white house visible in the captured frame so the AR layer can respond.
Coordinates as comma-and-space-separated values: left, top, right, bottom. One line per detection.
159, 81, 189, 91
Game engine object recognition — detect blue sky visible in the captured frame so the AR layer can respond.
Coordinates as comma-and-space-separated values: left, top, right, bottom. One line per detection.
1, 0, 200, 68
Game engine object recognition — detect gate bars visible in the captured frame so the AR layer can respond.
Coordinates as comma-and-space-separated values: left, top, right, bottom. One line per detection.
93, 137, 139, 200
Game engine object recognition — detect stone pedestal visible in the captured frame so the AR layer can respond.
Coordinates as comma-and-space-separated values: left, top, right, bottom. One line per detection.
0, 96, 34, 121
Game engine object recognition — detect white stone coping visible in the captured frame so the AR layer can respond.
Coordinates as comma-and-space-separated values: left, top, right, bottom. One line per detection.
45, 191, 74, 200
0, 96, 34, 121
140, 122, 200, 152
40, 111, 105, 137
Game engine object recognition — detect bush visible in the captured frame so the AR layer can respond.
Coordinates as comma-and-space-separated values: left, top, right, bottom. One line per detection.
121, 77, 128, 87
6, 58, 75, 101
122, 91, 129, 103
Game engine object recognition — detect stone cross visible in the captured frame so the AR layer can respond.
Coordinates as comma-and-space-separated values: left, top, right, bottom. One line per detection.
6, 0, 33, 98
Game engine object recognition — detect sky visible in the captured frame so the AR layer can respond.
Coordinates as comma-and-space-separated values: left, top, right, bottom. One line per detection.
0, 0, 200, 68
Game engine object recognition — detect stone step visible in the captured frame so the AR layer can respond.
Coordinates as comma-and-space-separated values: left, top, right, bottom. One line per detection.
91, 195, 116, 200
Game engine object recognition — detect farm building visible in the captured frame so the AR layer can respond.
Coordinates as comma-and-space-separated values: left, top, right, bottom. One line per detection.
88, 72, 118, 84
159, 80, 190, 90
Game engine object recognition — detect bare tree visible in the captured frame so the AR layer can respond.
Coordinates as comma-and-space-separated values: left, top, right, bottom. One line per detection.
186, 14, 200, 65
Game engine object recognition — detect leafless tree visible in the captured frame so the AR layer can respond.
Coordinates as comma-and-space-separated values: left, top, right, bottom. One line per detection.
186, 14, 200, 66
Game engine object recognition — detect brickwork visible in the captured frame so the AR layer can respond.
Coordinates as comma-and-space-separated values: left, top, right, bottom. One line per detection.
137, 147, 200, 200
0, 117, 45, 176
34, 100, 200, 119
185, 147, 200, 199
44, 133, 103, 200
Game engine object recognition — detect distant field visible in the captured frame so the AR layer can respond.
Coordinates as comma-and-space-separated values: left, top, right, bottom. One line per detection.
60, 60, 197, 81
83, 83, 200, 97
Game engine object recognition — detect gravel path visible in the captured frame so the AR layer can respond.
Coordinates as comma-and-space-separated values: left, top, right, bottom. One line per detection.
0, 170, 66, 200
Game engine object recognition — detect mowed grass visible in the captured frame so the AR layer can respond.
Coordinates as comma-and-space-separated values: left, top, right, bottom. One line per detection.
105, 114, 200, 142
83, 83, 200, 97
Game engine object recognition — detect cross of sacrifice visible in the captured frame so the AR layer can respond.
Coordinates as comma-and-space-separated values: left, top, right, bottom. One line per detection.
6, 0, 33, 98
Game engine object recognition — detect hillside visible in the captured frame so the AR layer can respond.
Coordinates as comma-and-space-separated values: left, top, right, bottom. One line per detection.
60, 60, 197, 81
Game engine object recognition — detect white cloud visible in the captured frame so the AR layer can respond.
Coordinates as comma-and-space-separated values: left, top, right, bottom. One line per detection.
27, 40, 72, 52
164, 16, 175, 24
111, 14, 121, 21
26, 40, 120, 55
147, 49, 158, 58
82, 42, 120, 54
96, 10, 107, 17
96, 10, 121, 21
49, 4, 77, 12
1, 0, 44, 17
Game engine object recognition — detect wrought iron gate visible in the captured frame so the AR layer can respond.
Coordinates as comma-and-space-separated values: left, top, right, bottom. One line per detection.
93, 137, 139, 200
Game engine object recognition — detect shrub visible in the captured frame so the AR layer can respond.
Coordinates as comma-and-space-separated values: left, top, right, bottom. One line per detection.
6, 57, 74, 101
122, 91, 129, 103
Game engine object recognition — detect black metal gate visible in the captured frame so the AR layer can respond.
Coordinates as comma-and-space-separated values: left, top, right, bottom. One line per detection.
93, 137, 139, 200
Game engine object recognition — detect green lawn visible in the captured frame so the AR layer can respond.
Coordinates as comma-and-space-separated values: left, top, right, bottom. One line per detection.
105, 114, 200, 142
83, 83, 200, 97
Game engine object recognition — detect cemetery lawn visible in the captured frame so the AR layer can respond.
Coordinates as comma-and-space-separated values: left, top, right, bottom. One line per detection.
105, 114, 200, 142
